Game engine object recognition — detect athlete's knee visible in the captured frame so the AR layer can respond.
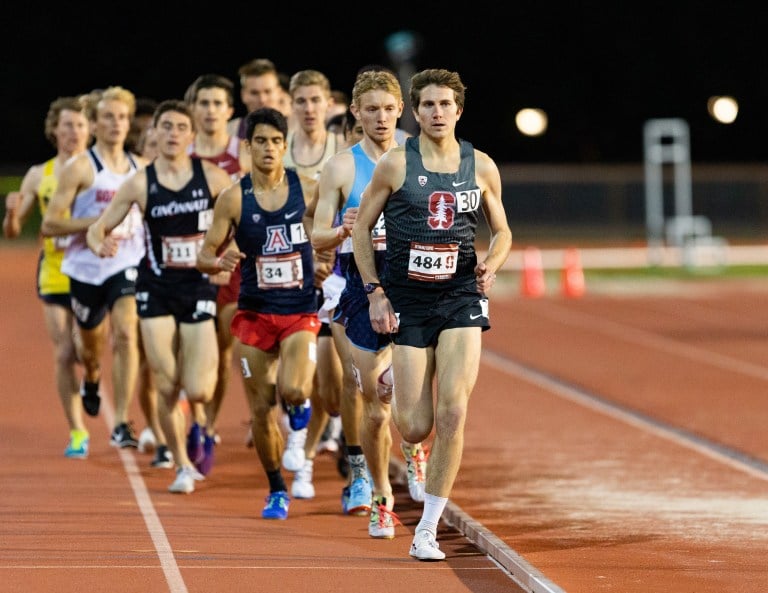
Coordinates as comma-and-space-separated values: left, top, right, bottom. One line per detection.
342, 372, 359, 396
393, 410, 431, 443
78, 345, 100, 369
364, 399, 391, 429
280, 388, 306, 407
183, 386, 213, 405
398, 424, 431, 444
249, 391, 275, 421
279, 380, 311, 406
153, 375, 176, 401
435, 400, 468, 439
110, 323, 137, 351
250, 405, 274, 433
55, 339, 78, 367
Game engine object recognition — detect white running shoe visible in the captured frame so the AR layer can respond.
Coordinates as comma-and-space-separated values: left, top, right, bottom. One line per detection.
409, 530, 445, 561
282, 427, 307, 471
368, 496, 400, 539
150, 445, 174, 469
316, 415, 341, 454
168, 465, 203, 494
138, 427, 156, 453
401, 442, 427, 502
291, 459, 315, 499
316, 437, 339, 454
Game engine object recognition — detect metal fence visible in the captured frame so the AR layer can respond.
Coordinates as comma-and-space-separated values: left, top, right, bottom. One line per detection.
4, 163, 768, 246
499, 163, 768, 245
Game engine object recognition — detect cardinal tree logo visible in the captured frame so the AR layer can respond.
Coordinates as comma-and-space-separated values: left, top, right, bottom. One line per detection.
427, 191, 455, 230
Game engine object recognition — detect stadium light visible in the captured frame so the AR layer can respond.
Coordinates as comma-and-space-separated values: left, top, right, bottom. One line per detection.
515, 108, 548, 137
707, 95, 739, 124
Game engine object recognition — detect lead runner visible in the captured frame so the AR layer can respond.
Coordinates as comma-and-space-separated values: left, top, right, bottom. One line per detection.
351, 68, 512, 560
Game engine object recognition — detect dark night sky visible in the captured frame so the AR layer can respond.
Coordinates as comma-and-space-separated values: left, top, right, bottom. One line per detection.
2, 2, 766, 170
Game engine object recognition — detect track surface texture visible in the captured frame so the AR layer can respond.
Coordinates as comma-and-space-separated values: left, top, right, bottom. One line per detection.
2, 243, 767, 593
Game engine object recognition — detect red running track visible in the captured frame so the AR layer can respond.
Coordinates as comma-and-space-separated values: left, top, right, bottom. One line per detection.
2, 244, 768, 592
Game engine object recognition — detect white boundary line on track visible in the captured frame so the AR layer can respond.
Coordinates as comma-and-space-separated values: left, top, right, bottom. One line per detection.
118, 448, 189, 593
481, 350, 768, 483
94, 294, 768, 593
450, 336, 768, 593
102, 397, 189, 593
442, 501, 567, 593
529, 302, 768, 382
104, 399, 527, 593
453, 305, 768, 592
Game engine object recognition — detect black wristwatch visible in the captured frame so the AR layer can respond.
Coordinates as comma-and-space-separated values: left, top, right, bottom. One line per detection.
364, 282, 382, 294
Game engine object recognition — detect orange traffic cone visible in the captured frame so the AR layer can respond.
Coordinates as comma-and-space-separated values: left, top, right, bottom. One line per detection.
561, 247, 585, 298
520, 246, 546, 297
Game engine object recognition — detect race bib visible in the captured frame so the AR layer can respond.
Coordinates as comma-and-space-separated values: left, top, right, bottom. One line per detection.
256, 251, 304, 289
339, 213, 386, 254
161, 233, 205, 268
198, 209, 214, 231
372, 213, 387, 251
407, 242, 459, 281
455, 187, 481, 212
339, 235, 354, 254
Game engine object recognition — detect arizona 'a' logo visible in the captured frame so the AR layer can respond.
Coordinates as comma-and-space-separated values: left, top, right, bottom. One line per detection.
263, 225, 291, 254
427, 191, 455, 229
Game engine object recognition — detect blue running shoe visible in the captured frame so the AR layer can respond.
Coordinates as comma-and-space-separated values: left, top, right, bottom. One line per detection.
186, 422, 203, 464
341, 485, 351, 514
286, 399, 311, 431
195, 434, 215, 476
341, 486, 349, 515
64, 430, 89, 459
345, 476, 372, 516
262, 490, 290, 520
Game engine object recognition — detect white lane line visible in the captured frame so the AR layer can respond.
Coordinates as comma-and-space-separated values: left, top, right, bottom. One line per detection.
442, 502, 567, 593
101, 397, 188, 592
527, 302, 768, 381
482, 350, 768, 482
1, 565, 504, 571
119, 448, 189, 593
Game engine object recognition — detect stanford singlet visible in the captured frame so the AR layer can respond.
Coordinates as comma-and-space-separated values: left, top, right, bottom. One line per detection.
383, 137, 480, 291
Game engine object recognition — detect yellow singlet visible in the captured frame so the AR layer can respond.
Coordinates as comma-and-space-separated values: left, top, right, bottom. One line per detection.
36, 158, 70, 295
